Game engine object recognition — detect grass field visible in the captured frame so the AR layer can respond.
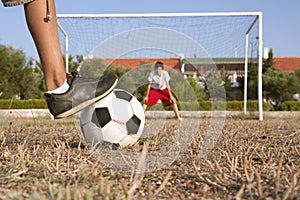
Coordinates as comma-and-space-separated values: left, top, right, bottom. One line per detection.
0, 113, 299, 199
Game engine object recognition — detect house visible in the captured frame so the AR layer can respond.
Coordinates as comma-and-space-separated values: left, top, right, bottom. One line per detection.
96, 56, 300, 75
100, 58, 181, 71
273, 57, 300, 72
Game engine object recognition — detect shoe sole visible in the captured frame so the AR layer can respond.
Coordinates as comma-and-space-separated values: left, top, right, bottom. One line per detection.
54, 77, 118, 119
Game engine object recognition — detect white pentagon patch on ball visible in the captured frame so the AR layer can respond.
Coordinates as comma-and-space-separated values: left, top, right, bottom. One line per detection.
80, 89, 145, 147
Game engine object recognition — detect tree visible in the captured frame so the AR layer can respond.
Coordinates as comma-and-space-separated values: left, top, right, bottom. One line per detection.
63, 54, 83, 72
262, 49, 300, 106
263, 48, 274, 73
185, 77, 206, 101
0, 44, 41, 99
263, 68, 300, 105
202, 68, 226, 101
78, 58, 108, 78
295, 69, 300, 79
19, 66, 42, 99
247, 63, 258, 100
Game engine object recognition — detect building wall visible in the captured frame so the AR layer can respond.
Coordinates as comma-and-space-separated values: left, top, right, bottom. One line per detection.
101, 58, 181, 71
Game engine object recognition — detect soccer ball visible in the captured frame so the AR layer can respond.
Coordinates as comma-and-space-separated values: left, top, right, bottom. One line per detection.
80, 89, 145, 147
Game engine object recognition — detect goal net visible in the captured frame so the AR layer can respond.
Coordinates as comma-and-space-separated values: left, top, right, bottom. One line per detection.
56, 12, 263, 171
56, 12, 263, 120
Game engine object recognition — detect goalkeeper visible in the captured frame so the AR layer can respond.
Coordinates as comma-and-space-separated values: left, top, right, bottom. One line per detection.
143, 61, 182, 120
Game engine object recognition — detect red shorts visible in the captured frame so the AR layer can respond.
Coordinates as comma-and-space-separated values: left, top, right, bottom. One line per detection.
145, 88, 172, 107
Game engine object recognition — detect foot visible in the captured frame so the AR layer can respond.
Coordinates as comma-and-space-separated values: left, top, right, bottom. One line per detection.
177, 117, 183, 121
45, 72, 118, 119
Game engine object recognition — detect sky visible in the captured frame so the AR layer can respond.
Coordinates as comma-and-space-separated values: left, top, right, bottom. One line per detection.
0, 0, 299, 60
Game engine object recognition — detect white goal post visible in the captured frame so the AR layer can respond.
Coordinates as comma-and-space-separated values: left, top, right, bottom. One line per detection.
56, 12, 263, 120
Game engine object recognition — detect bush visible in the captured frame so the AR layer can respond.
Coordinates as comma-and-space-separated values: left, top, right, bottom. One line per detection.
278, 101, 300, 111
145, 100, 270, 111
178, 100, 269, 111
0, 99, 47, 109
0, 99, 297, 111
226, 101, 243, 111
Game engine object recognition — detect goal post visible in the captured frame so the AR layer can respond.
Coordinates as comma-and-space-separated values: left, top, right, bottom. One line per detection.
56, 12, 263, 120
243, 13, 263, 120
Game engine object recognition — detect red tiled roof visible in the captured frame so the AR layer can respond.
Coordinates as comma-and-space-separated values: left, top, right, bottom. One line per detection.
273, 57, 300, 72
101, 58, 180, 71
98, 57, 300, 73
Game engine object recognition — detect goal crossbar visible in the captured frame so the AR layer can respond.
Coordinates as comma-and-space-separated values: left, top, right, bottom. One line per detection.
57, 12, 262, 18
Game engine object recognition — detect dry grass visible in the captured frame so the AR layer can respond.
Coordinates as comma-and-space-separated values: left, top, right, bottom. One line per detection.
0, 114, 299, 199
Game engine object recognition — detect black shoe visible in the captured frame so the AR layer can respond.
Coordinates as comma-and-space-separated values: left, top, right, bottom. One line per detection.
45, 72, 118, 119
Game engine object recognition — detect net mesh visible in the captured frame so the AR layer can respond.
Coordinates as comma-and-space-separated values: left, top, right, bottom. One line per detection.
57, 14, 259, 60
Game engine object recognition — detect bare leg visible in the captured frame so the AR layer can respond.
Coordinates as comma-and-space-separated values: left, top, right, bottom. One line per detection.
24, 0, 65, 91
172, 103, 181, 118
143, 104, 148, 112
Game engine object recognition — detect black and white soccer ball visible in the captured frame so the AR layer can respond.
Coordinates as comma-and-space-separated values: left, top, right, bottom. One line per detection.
80, 89, 145, 147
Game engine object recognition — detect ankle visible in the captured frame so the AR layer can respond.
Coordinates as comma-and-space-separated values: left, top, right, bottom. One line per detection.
46, 79, 69, 94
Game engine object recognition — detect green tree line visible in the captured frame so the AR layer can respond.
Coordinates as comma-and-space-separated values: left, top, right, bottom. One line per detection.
0, 44, 299, 110
0, 44, 82, 100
